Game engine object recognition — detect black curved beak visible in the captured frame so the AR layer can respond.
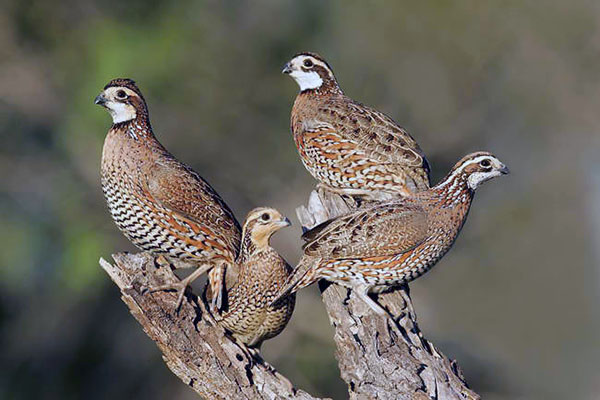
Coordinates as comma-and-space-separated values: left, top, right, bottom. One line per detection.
282, 63, 293, 74
499, 164, 510, 175
94, 94, 107, 105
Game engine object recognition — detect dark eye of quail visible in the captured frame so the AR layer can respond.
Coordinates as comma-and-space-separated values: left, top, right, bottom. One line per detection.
117, 90, 127, 99
303, 59, 313, 67
480, 159, 491, 167
261, 213, 270, 221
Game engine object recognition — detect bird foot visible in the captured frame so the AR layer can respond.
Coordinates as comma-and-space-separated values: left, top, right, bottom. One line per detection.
354, 285, 389, 316
149, 264, 212, 312
149, 279, 190, 312
196, 295, 218, 327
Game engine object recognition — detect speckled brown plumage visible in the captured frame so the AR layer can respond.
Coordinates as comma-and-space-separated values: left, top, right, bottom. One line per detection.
274, 152, 509, 314
96, 78, 241, 309
217, 208, 295, 348
283, 52, 430, 198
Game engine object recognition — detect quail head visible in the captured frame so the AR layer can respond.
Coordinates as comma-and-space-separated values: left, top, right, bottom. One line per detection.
96, 78, 241, 311
283, 52, 430, 199
274, 152, 508, 315
217, 207, 296, 348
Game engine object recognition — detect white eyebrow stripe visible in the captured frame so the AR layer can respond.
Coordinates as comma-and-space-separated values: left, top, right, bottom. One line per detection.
437, 155, 494, 188
453, 156, 490, 174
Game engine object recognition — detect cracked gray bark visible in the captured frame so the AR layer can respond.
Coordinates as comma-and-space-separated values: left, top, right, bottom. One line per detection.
296, 188, 481, 400
99, 253, 321, 400
99, 186, 479, 399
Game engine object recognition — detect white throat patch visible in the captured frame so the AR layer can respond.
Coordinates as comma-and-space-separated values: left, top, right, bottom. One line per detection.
290, 70, 323, 91
467, 170, 501, 190
107, 101, 137, 123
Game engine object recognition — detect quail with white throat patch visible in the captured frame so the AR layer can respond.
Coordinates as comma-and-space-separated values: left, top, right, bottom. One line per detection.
96, 78, 241, 311
274, 152, 509, 315
283, 52, 431, 199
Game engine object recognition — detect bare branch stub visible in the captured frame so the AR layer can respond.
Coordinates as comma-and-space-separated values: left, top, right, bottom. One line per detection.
296, 189, 480, 400
99, 253, 320, 400
98, 186, 480, 399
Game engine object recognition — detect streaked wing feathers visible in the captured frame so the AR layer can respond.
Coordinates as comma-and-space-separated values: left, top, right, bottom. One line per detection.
146, 157, 242, 257
304, 96, 431, 188
302, 203, 428, 259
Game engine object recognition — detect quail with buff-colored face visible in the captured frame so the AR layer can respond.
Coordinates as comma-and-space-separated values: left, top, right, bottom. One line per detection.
217, 208, 296, 349
283, 52, 431, 199
273, 152, 509, 315
96, 78, 241, 310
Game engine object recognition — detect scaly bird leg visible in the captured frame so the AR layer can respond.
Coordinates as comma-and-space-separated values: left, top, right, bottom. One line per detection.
354, 284, 387, 316
150, 264, 212, 311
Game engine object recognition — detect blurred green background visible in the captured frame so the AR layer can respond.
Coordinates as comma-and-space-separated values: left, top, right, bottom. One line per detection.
1, 0, 599, 399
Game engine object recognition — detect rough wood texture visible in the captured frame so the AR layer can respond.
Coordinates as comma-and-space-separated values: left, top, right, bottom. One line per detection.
99, 253, 320, 400
296, 189, 480, 400
98, 186, 480, 399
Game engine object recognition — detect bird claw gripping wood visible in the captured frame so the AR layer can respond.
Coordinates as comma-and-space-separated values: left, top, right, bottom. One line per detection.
281, 152, 509, 314
149, 263, 213, 312
148, 281, 188, 312
97, 78, 242, 315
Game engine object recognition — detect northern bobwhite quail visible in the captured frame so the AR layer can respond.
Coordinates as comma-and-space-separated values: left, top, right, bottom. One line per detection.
217, 208, 295, 348
282, 52, 430, 199
274, 152, 509, 314
96, 78, 241, 310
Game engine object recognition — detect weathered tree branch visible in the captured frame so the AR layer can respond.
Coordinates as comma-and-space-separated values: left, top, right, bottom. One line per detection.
296, 188, 480, 400
99, 187, 479, 399
99, 253, 320, 400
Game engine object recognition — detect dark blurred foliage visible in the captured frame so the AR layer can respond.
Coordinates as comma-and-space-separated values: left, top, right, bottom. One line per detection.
1, 1, 599, 399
